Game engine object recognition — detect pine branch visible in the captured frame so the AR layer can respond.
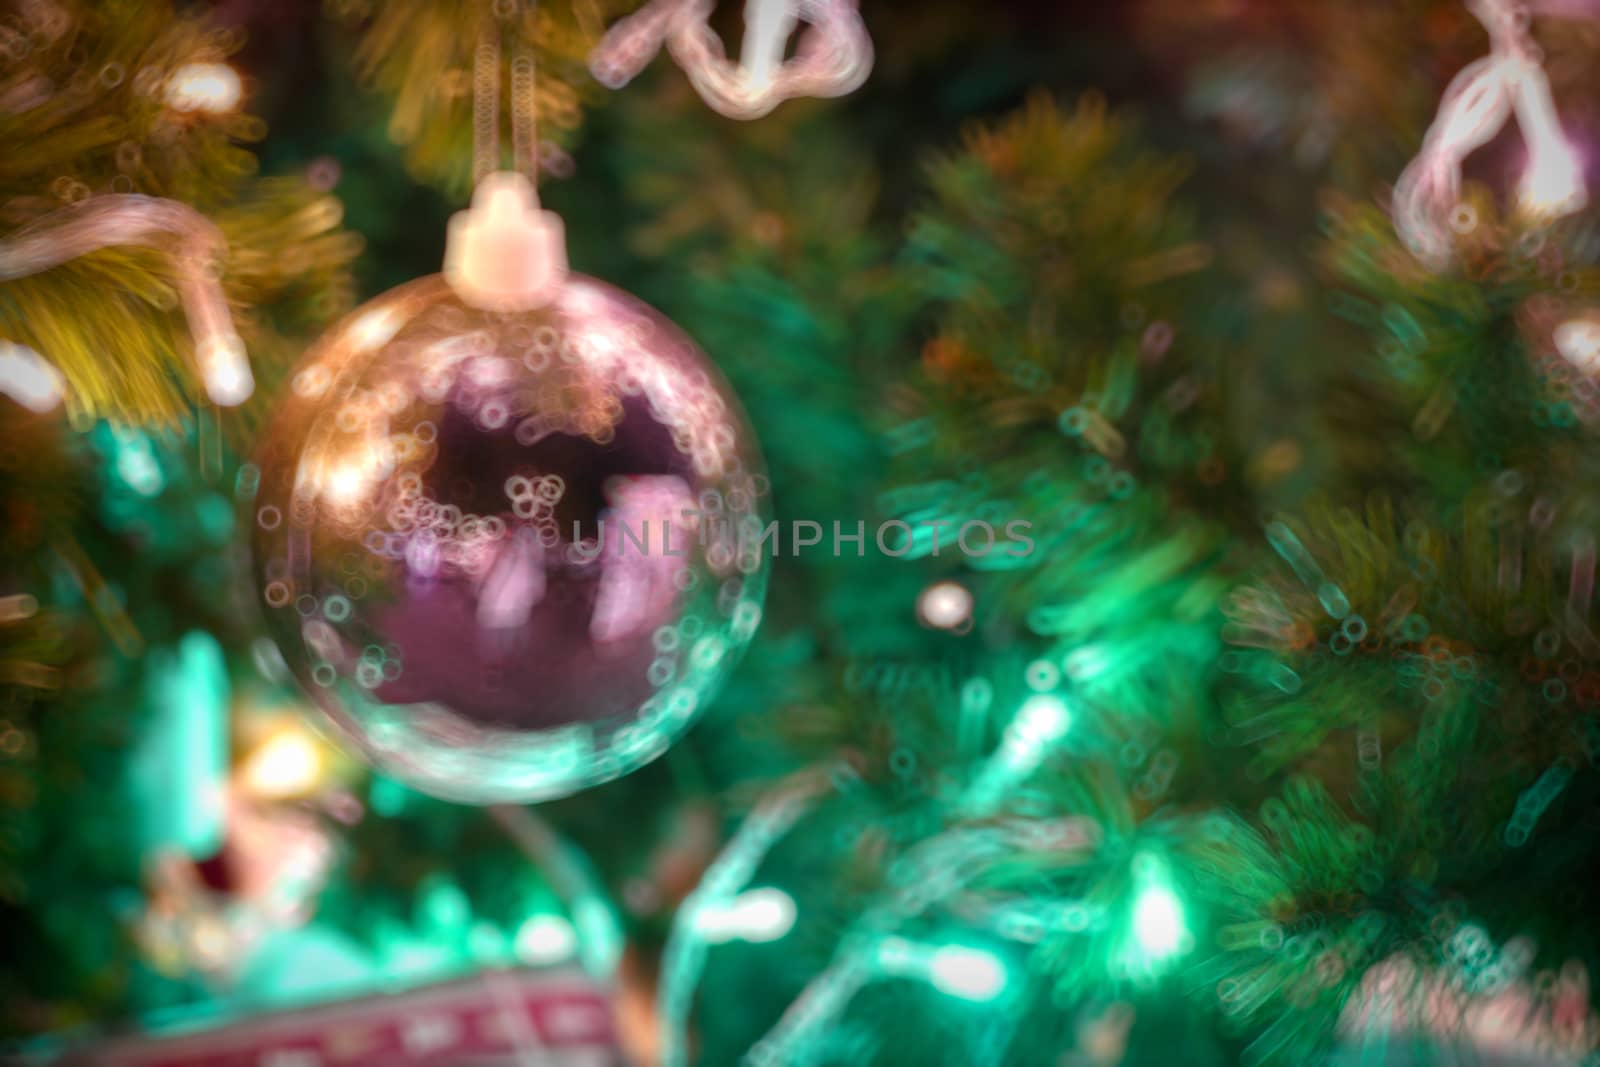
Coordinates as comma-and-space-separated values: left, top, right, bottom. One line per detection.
0, 1, 361, 424
341, 0, 622, 195
894, 93, 1241, 720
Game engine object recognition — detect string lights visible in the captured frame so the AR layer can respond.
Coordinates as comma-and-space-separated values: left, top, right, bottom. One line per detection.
445, 5, 568, 313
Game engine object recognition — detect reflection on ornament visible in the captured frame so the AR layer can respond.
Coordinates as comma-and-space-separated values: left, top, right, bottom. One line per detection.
166, 61, 243, 113
0, 340, 62, 412
916, 579, 973, 631
252, 269, 769, 803
1393, 0, 1586, 267
591, 0, 873, 120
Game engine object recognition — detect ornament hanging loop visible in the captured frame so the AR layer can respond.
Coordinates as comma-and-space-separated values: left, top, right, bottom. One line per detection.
472, 15, 503, 186
445, 171, 568, 311
450, 0, 569, 312
591, 0, 873, 120
472, 1, 545, 184
512, 47, 540, 180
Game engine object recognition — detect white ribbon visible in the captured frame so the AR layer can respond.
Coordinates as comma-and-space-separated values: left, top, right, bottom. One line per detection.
1393, 0, 1586, 268
591, 0, 872, 120
0, 195, 252, 406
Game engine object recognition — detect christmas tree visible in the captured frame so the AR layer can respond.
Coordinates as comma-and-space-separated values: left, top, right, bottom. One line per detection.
3, 0, 1600, 1064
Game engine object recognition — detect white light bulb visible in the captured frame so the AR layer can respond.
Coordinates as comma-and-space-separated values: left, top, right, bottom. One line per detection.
927, 945, 1007, 1002
1556, 317, 1600, 372
917, 580, 974, 631
197, 333, 254, 406
0, 341, 63, 412
697, 887, 797, 944
1132, 884, 1188, 960
166, 62, 243, 113
1013, 694, 1070, 744
742, 0, 799, 92
240, 729, 325, 798
731, 887, 796, 943
515, 914, 577, 965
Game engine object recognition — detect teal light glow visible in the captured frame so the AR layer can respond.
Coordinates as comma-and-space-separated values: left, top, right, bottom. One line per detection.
109, 427, 166, 497
1011, 693, 1069, 747
130, 631, 229, 858
469, 920, 511, 964
417, 876, 471, 936
964, 692, 1072, 812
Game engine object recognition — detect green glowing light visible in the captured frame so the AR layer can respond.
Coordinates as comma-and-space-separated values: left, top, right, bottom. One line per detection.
418, 877, 471, 935
572, 896, 624, 977
368, 775, 411, 817
1014, 693, 1070, 742
131, 631, 229, 858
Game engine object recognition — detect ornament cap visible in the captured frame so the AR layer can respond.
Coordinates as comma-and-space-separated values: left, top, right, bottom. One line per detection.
444, 171, 568, 312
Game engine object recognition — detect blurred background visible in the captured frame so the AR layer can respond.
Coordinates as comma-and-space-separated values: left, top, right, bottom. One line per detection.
7, 0, 1600, 1064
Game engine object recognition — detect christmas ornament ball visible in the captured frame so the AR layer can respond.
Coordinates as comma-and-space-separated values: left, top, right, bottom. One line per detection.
250, 274, 769, 803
